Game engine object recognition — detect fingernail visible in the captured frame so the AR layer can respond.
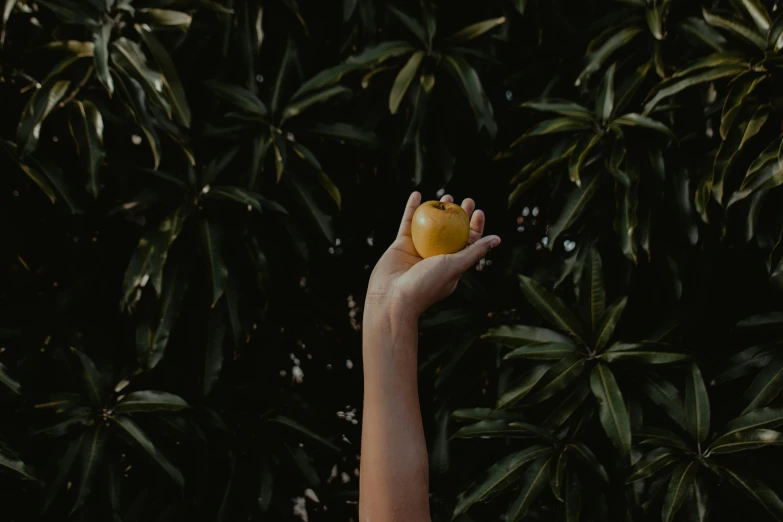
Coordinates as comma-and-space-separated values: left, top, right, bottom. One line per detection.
490, 237, 501, 248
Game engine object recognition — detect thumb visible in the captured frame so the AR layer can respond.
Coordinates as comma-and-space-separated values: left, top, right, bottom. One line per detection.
449, 235, 501, 274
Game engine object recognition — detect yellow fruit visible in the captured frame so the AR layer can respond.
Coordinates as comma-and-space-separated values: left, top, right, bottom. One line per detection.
411, 201, 470, 258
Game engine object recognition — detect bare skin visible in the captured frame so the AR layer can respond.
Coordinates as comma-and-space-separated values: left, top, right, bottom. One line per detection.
360, 191, 501, 522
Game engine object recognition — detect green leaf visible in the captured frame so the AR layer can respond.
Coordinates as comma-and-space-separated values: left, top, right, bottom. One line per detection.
137, 8, 192, 29
111, 68, 161, 168
389, 51, 424, 114
0, 361, 20, 395
568, 133, 601, 187
506, 457, 551, 522
292, 41, 415, 100
613, 113, 675, 137
41, 435, 82, 513
602, 346, 689, 365
596, 63, 615, 121
205, 79, 268, 117
508, 153, 573, 208
549, 448, 568, 502
112, 38, 171, 117
111, 416, 184, 487
70, 347, 103, 407
643, 65, 746, 114
739, 0, 771, 33
496, 365, 550, 409
662, 461, 699, 522
447, 16, 506, 41
114, 390, 188, 413
288, 170, 336, 244
258, 460, 274, 511
306, 122, 378, 146
0, 448, 35, 481
67, 100, 104, 197
206, 186, 286, 214
702, 8, 766, 50
517, 275, 588, 346
635, 427, 692, 451
742, 358, 783, 414
93, 23, 113, 94
728, 136, 783, 206
452, 445, 551, 517
593, 297, 627, 352
203, 308, 225, 396
200, 220, 228, 307
291, 143, 341, 209
282, 85, 351, 121
387, 5, 427, 46
520, 100, 594, 120
685, 363, 710, 445
285, 443, 320, 486
679, 17, 728, 51
136, 262, 189, 370
588, 247, 605, 333
138, 28, 191, 128
718, 107, 772, 204
71, 425, 106, 514
17, 78, 71, 156
716, 345, 775, 383
511, 118, 594, 146
268, 415, 340, 452
528, 356, 586, 404
627, 447, 680, 482
736, 311, 783, 329
568, 442, 609, 483
543, 382, 591, 428
576, 27, 642, 85
270, 37, 297, 115
614, 172, 639, 264
709, 429, 783, 453
590, 363, 631, 458
451, 408, 497, 422
722, 467, 783, 521
504, 342, 579, 361
548, 173, 604, 248
273, 133, 286, 183
442, 53, 497, 136
566, 473, 581, 522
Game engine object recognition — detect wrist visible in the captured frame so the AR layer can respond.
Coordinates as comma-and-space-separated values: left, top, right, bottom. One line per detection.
363, 291, 419, 333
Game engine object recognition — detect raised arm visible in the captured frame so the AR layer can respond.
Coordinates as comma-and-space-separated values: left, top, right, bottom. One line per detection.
360, 192, 500, 522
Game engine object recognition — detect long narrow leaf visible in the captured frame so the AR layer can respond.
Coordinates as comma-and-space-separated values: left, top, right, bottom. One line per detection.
111, 416, 184, 487
662, 461, 699, 522
114, 390, 188, 413
506, 457, 552, 522
685, 363, 710, 444
453, 446, 551, 517
517, 275, 588, 346
590, 363, 631, 458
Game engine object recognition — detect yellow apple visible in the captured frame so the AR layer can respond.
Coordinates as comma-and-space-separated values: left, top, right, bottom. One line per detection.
411, 201, 470, 258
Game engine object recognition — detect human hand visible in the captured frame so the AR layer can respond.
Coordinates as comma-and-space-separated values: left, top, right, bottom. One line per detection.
366, 191, 500, 321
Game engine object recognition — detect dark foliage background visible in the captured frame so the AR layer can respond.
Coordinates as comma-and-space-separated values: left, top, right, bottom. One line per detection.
1, 0, 783, 521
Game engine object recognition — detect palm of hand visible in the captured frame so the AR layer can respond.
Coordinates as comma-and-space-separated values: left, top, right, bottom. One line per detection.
367, 193, 499, 318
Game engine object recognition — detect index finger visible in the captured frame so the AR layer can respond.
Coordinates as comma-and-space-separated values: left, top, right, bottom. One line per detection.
397, 191, 422, 238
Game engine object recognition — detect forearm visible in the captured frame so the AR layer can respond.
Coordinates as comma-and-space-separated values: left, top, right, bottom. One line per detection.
359, 302, 430, 522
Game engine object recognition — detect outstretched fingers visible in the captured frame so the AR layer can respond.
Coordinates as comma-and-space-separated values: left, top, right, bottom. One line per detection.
397, 191, 422, 238
449, 235, 501, 274
468, 209, 485, 245
461, 198, 475, 218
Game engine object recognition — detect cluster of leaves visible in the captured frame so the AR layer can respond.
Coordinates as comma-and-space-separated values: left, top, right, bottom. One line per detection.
2, 0, 783, 521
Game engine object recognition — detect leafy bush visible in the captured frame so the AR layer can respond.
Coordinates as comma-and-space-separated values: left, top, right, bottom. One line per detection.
1, 0, 782, 521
